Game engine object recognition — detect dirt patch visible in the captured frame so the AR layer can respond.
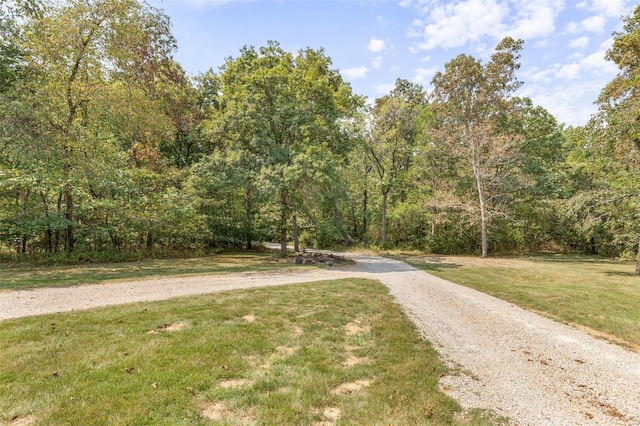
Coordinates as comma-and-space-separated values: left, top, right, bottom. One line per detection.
342, 354, 370, 368
276, 345, 299, 356
7, 415, 35, 426
201, 401, 254, 425
332, 379, 372, 395
146, 322, 187, 334
345, 320, 370, 336
312, 406, 341, 425
292, 325, 304, 337
243, 314, 256, 323
219, 378, 252, 389
201, 402, 231, 421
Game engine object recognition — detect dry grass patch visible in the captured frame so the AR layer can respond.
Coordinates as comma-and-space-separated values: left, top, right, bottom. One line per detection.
332, 379, 373, 395
312, 406, 341, 425
243, 314, 256, 323
344, 319, 371, 336
146, 321, 188, 334
5, 415, 35, 426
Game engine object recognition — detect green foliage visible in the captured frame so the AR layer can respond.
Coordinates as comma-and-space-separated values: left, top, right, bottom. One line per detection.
5, 0, 640, 260
197, 42, 363, 254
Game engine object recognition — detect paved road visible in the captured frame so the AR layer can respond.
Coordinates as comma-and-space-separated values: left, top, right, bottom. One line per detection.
2, 251, 640, 425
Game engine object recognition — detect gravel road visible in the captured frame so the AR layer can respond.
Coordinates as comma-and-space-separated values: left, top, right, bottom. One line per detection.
2, 252, 639, 425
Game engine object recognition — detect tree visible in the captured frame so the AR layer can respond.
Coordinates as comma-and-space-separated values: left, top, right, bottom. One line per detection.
429, 37, 524, 257
368, 79, 426, 245
0, 0, 184, 255
591, 4, 640, 274
203, 42, 362, 255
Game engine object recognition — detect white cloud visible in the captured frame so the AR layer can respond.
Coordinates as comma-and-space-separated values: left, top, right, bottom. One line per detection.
408, 0, 565, 52
578, 0, 628, 18
373, 83, 396, 94
565, 21, 580, 33
342, 66, 369, 80
581, 15, 606, 33
371, 56, 384, 69
569, 36, 590, 49
519, 81, 598, 126
412, 67, 437, 85
413, 0, 509, 51
505, 1, 560, 39
367, 38, 386, 53
599, 37, 613, 50
565, 15, 606, 35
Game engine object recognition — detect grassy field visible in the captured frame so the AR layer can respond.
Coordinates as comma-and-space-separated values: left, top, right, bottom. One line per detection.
394, 252, 640, 351
0, 279, 499, 425
0, 251, 302, 290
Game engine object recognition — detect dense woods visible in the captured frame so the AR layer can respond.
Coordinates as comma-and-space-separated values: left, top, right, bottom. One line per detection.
3, 0, 640, 268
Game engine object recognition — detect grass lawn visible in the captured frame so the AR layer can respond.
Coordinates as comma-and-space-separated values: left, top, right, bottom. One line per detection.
394, 252, 640, 351
0, 279, 499, 425
0, 252, 303, 291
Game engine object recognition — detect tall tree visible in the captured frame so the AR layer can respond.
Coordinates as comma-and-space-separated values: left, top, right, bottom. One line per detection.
0, 0, 181, 254
203, 42, 362, 255
429, 37, 524, 257
368, 78, 426, 244
588, 4, 640, 273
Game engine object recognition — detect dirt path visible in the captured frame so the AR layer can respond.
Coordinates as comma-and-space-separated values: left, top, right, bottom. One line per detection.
2, 252, 639, 425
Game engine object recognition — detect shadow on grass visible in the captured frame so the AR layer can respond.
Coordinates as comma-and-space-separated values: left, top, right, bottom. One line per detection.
526, 252, 633, 266
604, 271, 637, 277
391, 254, 462, 273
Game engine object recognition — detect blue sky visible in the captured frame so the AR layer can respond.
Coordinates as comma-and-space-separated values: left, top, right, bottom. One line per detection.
148, 0, 635, 126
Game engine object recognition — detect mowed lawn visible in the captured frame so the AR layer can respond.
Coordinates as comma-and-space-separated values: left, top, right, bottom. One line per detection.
0, 252, 303, 290
0, 279, 500, 426
395, 253, 640, 350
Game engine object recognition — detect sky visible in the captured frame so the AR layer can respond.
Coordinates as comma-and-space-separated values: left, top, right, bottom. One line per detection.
147, 0, 636, 127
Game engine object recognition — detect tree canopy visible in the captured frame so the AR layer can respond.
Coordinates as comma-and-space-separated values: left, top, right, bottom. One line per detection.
3, 0, 640, 269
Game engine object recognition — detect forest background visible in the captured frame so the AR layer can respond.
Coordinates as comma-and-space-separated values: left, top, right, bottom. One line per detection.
3, 0, 640, 269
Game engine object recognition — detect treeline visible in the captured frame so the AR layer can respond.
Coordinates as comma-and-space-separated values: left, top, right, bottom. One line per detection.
2, 0, 640, 266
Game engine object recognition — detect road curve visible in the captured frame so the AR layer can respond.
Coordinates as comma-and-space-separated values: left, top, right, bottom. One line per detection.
2, 252, 639, 425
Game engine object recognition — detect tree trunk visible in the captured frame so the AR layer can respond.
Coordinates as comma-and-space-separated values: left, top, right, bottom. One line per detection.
431, 206, 437, 237
472, 161, 488, 258
635, 235, 640, 276
293, 214, 299, 252
279, 204, 287, 257
381, 190, 388, 244
280, 227, 287, 257
362, 188, 368, 241
332, 199, 350, 246
245, 179, 253, 250
146, 231, 154, 256
64, 182, 74, 252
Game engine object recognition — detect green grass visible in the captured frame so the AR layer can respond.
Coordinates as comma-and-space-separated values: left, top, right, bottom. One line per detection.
0, 279, 499, 425
393, 252, 640, 350
0, 252, 304, 290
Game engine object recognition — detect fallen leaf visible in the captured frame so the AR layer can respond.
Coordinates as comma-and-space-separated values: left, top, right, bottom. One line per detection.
152, 382, 157, 389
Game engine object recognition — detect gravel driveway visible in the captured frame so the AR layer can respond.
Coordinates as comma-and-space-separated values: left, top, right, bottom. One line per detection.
2, 252, 639, 425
